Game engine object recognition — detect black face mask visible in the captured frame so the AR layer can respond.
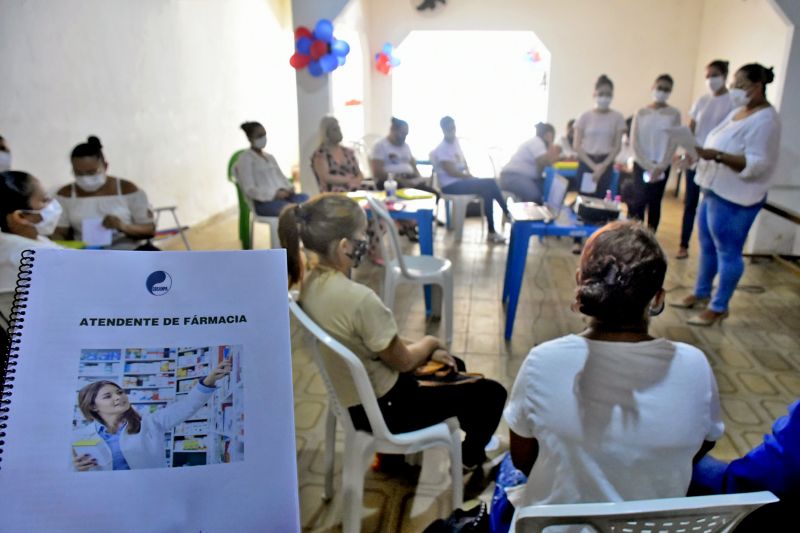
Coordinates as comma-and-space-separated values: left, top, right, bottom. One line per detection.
345, 239, 369, 267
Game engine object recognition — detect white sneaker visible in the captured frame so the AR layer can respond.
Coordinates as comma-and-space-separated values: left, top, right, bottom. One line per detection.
487, 233, 506, 245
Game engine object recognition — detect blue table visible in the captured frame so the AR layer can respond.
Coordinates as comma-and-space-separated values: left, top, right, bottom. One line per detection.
501, 207, 602, 340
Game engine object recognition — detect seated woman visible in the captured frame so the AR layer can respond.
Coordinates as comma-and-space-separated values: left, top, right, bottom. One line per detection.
499, 122, 561, 203
1, 170, 62, 316
311, 116, 367, 193
278, 194, 507, 469
235, 121, 308, 216
500, 221, 724, 530
53, 136, 157, 250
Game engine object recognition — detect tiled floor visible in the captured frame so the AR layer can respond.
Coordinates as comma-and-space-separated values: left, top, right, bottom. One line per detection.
163, 191, 800, 532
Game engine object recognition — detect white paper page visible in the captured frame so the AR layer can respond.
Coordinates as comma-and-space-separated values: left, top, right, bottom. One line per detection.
580, 172, 597, 194
81, 217, 113, 246
0, 249, 299, 533
666, 126, 699, 159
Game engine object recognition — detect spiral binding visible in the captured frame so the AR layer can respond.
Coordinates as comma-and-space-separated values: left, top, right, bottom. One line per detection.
0, 249, 36, 467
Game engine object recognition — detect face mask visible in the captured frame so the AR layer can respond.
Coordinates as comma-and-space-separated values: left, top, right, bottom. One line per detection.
707, 76, 724, 93
328, 130, 343, 144
596, 96, 612, 110
29, 199, 63, 236
729, 88, 750, 108
0, 150, 11, 172
76, 172, 107, 192
652, 90, 670, 104
252, 136, 267, 149
345, 238, 369, 268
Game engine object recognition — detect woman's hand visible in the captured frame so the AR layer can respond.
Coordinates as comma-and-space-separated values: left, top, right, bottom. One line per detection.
72, 450, 98, 471
696, 147, 721, 161
430, 349, 457, 371
102, 214, 126, 231
592, 162, 608, 182
202, 357, 233, 387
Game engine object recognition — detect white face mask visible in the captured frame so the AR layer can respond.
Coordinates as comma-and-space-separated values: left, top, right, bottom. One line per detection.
31, 199, 63, 236
595, 96, 612, 110
252, 136, 267, 149
652, 90, 670, 104
0, 150, 11, 172
707, 76, 725, 93
729, 88, 750, 108
75, 172, 107, 192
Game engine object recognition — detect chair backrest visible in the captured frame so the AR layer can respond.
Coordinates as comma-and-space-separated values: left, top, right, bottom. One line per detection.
365, 196, 412, 277
514, 491, 778, 533
288, 295, 394, 440
227, 149, 246, 183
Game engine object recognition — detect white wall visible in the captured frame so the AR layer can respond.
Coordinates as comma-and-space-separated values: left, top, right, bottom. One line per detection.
0, 0, 298, 227
363, 0, 705, 140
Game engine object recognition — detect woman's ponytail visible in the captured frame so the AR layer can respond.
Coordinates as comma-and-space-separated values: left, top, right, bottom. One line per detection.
278, 204, 304, 287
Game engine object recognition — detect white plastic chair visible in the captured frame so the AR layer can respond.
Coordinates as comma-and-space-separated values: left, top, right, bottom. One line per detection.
431, 169, 485, 243
366, 196, 454, 347
513, 491, 778, 533
241, 194, 280, 249
288, 296, 464, 533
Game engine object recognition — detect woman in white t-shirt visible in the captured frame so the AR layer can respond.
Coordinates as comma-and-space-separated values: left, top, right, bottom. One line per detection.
503, 221, 723, 530
1, 171, 62, 316
499, 122, 561, 203
672, 64, 781, 327
629, 74, 681, 233
678, 60, 734, 260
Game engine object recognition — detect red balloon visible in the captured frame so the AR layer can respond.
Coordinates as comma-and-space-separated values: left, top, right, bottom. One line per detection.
294, 26, 312, 41
290, 52, 311, 69
310, 39, 328, 60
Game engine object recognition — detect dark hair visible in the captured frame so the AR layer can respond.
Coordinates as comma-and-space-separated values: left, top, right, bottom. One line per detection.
78, 380, 142, 435
575, 221, 667, 326
1, 170, 35, 232
240, 121, 264, 139
390, 117, 408, 130
566, 119, 575, 129
738, 63, 775, 94
70, 136, 104, 160
439, 115, 454, 129
707, 59, 729, 76
278, 194, 367, 286
655, 73, 674, 86
595, 74, 614, 91
625, 116, 633, 135
535, 122, 555, 139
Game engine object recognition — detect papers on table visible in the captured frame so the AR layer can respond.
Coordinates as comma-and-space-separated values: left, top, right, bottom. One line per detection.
81, 217, 113, 247
667, 126, 698, 159
580, 172, 597, 194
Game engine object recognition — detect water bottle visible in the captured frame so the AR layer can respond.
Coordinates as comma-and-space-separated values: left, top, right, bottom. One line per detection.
614, 195, 622, 206
604, 189, 612, 202
385, 173, 398, 199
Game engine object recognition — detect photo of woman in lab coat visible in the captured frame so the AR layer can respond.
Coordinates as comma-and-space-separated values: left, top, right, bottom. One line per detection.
71, 358, 232, 471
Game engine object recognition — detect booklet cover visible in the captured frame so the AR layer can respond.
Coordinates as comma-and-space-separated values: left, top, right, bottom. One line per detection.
0, 249, 298, 532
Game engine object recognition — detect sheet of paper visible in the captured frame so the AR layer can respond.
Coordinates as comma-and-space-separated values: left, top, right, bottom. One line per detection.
667, 126, 699, 159
81, 217, 113, 247
580, 172, 597, 194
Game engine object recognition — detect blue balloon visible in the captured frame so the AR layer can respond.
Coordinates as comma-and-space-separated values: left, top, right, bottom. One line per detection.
331, 39, 350, 57
320, 53, 338, 73
390, 57, 401, 67
337, 55, 346, 67
296, 36, 312, 55
308, 60, 323, 77
382, 43, 393, 55
314, 19, 334, 42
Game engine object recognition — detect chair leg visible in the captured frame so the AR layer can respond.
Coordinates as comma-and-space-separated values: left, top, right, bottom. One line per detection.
341, 432, 374, 533
453, 199, 467, 243
383, 272, 397, 310
270, 221, 280, 249
170, 208, 191, 250
442, 274, 454, 347
446, 418, 463, 511
249, 215, 256, 249
322, 408, 336, 502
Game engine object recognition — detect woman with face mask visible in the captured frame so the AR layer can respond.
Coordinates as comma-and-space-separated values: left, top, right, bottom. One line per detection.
278, 194, 507, 471
629, 74, 681, 232
677, 60, 733, 260
53, 136, 157, 250
572, 75, 627, 253
499, 122, 561, 203
234, 121, 309, 217
311, 116, 365, 193
1, 171, 63, 316
672, 64, 781, 327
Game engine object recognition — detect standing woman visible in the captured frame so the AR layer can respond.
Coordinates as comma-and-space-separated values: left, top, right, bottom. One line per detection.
572, 75, 627, 252
677, 60, 733, 259
672, 64, 781, 326
629, 74, 681, 233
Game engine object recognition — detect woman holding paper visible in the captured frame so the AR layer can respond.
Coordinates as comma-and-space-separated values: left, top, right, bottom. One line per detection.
53, 136, 157, 250
673, 63, 781, 327
629, 74, 681, 233
71, 358, 232, 471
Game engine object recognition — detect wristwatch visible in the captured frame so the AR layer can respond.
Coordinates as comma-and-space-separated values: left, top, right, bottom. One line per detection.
714, 152, 724, 163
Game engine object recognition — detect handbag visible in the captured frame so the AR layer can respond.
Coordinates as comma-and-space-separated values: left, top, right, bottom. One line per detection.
413, 360, 484, 387
423, 502, 490, 533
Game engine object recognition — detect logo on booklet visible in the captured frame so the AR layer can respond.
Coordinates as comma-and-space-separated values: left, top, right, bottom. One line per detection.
146, 271, 172, 296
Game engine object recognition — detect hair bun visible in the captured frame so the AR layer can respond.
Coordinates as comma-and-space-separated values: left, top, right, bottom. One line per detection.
87, 136, 102, 150
765, 67, 775, 84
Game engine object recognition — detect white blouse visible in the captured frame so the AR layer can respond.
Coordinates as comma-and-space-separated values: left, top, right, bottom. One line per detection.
632, 106, 681, 168
695, 106, 781, 206
234, 149, 292, 203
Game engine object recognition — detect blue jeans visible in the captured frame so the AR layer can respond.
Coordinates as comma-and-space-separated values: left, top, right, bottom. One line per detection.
441, 177, 508, 233
253, 192, 310, 216
694, 190, 763, 312
499, 170, 544, 203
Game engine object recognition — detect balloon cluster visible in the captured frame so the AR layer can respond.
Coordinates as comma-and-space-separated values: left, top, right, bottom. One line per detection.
290, 19, 350, 77
374, 43, 400, 76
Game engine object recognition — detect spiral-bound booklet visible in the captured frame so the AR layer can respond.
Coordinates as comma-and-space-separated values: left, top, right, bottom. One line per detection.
0, 249, 299, 532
